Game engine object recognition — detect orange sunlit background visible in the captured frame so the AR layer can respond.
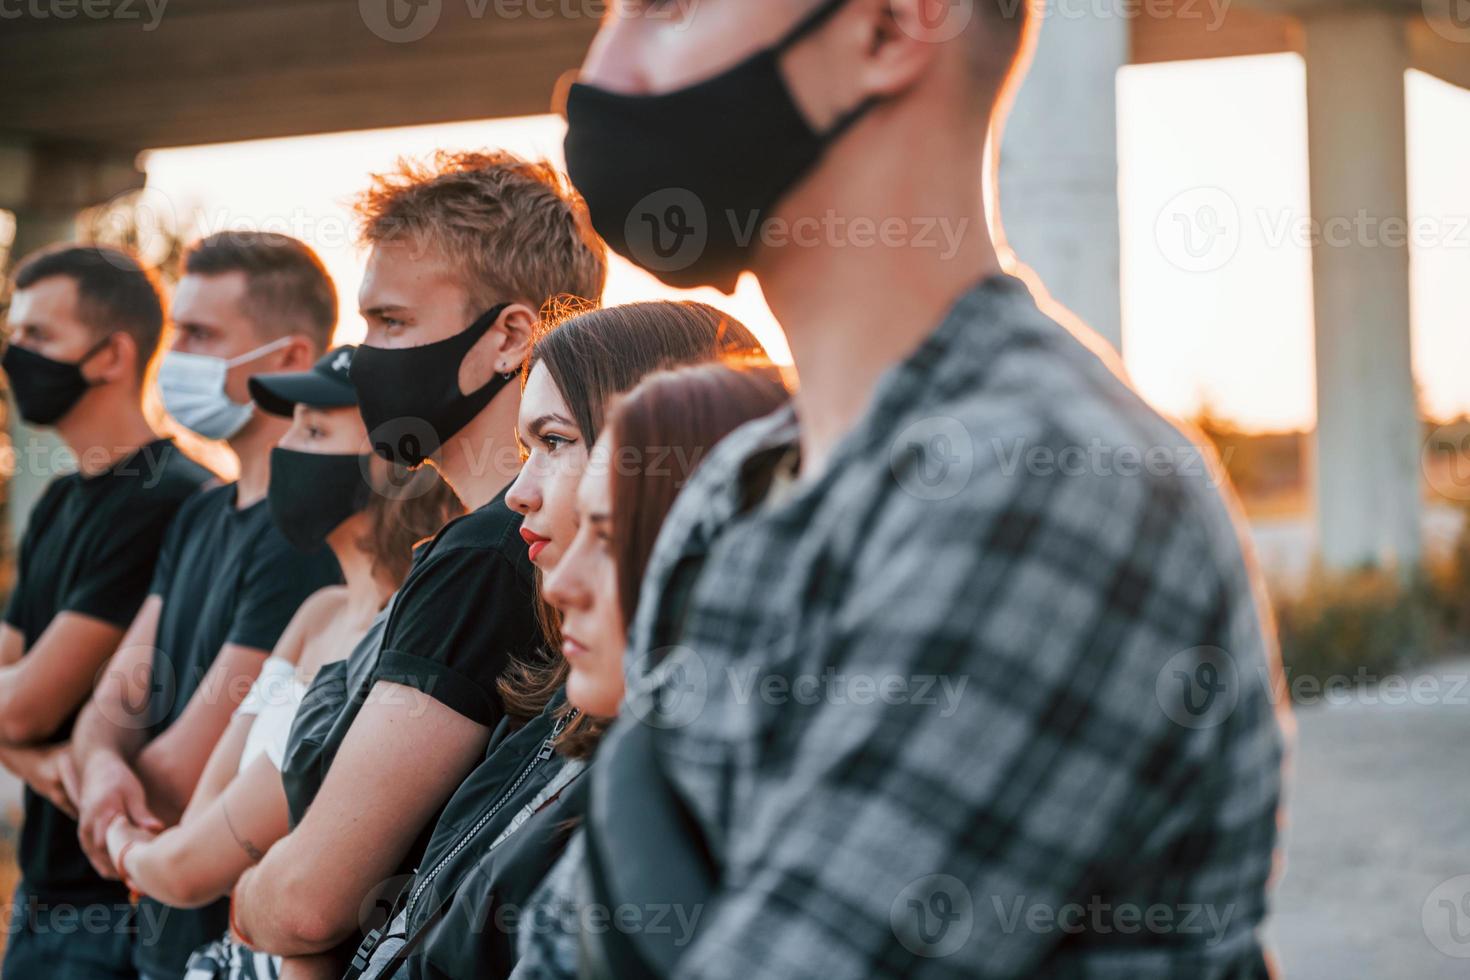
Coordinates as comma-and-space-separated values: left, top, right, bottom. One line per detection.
136, 53, 1470, 434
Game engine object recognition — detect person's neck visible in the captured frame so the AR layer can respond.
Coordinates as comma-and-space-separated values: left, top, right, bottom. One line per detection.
758, 112, 1000, 479
434, 388, 521, 512
328, 531, 396, 624
56, 396, 158, 477
228, 413, 288, 508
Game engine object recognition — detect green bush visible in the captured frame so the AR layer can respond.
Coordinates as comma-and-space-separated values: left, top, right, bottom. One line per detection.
1274, 509, 1470, 701
1275, 567, 1436, 697
1430, 504, 1470, 641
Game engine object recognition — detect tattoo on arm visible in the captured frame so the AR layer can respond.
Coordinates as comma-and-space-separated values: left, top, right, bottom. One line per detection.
222, 799, 266, 863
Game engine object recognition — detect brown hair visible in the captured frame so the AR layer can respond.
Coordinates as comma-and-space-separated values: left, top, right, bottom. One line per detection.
11, 244, 165, 379
353, 150, 607, 314
182, 231, 337, 352
498, 301, 768, 725
606, 361, 791, 627
528, 301, 764, 446
358, 464, 464, 587
556, 360, 791, 758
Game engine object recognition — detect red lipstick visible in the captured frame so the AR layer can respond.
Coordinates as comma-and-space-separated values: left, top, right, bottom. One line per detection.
519, 526, 551, 563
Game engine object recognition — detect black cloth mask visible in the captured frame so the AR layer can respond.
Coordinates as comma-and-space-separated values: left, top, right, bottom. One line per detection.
2, 336, 113, 426
350, 304, 514, 467
563, 0, 875, 293
268, 447, 374, 553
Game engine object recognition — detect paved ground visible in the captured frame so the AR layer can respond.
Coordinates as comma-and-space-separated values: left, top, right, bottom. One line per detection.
1265, 656, 1470, 979
0, 662, 1464, 978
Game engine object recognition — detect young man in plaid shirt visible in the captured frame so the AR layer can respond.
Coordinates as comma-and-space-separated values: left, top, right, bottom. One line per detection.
559, 0, 1290, 977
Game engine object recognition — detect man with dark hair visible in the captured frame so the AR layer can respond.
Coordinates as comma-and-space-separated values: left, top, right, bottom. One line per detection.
562, 0, 1287, 976
0, 244, 212, 979
178, 231, 338, 353
70, 231, 343, 980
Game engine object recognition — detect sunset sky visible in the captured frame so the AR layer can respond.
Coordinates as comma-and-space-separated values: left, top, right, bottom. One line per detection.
140, 53, 1470, 433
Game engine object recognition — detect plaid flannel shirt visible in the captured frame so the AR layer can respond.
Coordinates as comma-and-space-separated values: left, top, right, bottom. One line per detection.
610, 274, 1287, 979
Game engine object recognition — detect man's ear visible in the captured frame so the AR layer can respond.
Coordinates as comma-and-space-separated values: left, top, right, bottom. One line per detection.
492, 303, 538, 375
856, 0, 952, 100
88, 332, 138, 385
787, 0, 945, 128
282, 334, 318, 370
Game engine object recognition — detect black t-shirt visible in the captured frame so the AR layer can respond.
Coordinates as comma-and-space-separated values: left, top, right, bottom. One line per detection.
3, 439, 210, 903
372, 488, 540, 727
135, 482, 342, 980
281, 488, 541, 861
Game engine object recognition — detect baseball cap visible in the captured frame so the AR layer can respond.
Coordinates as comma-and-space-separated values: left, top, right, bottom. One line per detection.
249, 345, 358, 417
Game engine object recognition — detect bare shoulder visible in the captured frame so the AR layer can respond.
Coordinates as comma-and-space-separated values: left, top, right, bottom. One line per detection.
296, 585, 351, 623
276, 586, 351, 665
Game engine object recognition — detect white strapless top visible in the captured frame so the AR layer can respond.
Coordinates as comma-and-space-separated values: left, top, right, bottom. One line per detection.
234, 656, 308, 772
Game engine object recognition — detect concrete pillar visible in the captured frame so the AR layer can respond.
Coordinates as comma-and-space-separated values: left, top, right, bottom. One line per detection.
5, 209, 77, 544
997, 6, 1127, 354
1302, 12, 1422, 571
2, 139, 144, 545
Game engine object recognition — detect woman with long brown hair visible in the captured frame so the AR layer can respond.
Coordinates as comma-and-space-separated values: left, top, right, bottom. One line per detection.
548, 360, 792, 719
514, 360, 792, 978
503, 300, 766, 718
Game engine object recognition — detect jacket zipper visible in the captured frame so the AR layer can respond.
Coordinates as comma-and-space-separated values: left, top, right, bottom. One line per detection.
403, 710, 575, 923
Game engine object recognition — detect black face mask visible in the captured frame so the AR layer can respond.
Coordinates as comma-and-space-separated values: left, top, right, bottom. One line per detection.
268, 447, 374, 553
563, 0, 874, 293
2, 336, 113, 426
349, 304, 515, 467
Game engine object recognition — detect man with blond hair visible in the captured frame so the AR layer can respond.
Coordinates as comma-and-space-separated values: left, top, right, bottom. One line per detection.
229, 151, 606, 971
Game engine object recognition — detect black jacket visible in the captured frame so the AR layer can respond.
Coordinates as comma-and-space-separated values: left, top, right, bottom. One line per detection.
344, 692, 587, 980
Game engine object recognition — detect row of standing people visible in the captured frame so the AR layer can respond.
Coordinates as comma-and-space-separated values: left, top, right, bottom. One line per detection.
2, 1, 1287, 976
1, 152, 787, 979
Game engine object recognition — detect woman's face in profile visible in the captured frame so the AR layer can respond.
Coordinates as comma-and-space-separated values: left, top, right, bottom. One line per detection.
279, 404, 369, 456
542, 436, 626, 718
507, 361, 588, 570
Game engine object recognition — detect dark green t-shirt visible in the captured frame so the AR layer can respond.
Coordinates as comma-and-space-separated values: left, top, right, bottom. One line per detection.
134, 481, 342, 980
3, 438, 210, 903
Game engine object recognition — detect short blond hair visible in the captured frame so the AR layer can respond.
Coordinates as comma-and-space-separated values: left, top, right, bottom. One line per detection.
354, 150, 607, 314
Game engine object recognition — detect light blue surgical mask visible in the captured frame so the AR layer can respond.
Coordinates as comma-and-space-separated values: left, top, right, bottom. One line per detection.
158, 337, 292, 441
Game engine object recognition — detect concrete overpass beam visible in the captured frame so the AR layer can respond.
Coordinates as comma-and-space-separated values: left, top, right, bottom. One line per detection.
998, 7, 1128, 354
1303, 11, 1422, 571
